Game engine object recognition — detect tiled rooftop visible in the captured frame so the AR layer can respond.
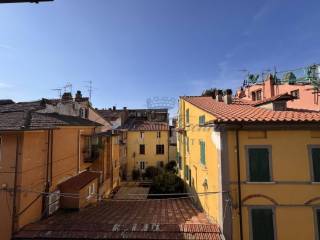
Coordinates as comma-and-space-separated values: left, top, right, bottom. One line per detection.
182, 96, 320, 124
0, 100, 101, 131
59, 171, 100, 190
14, 198, 222, 239
120, 118, 169, 131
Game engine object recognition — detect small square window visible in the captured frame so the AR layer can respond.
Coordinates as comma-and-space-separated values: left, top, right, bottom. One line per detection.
157, 131, 161, 138
156, 144, 164, 155
291, 89, 300, 99
199, 115, 205, 126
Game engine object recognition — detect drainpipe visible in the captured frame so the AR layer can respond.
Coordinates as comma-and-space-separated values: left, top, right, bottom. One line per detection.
43, 130, 51, 216
50, 130, 53, 184
236, 129, 243, 240
11, 135, 20, 236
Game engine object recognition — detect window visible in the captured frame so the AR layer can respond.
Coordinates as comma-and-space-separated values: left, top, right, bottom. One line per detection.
157, 131, 161, 138
250, 208, 275, 240
248, 147, 271, 182
156, 144, 165, 154
83, 136, 92, 160
200, 140, 206, 165
252, 92, 256, 101
311, 147, 320, 182
139, 144, 145, 155
186, 109, 190, 124
157, 161, 164, 168
199, 115, 205, 126
186, 137, 190, 153
256, 90, 262, 101
87, 183, 96, 199
139, 161, 145, 170
184, 165, 189, 180
140, 131, 144, 139
291, 89, 300, 99
316, 209, 320, 240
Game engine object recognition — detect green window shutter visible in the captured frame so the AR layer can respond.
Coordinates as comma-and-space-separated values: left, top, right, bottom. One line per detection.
312, 148, 320, 182
249, 148, 270, 182
200, 141, 206, 165
187, 137, 189, 153
199, 115, 205, 126
186, 109, 189, 124
251, 209, 275, 240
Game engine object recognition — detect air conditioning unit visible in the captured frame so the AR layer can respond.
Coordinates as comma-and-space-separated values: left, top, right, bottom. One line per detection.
47, 190, 60, 216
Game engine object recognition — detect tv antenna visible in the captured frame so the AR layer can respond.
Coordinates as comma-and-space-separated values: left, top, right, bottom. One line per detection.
84, 80, 93, 101
63, 82, 72, 93
51, 88, 62, 98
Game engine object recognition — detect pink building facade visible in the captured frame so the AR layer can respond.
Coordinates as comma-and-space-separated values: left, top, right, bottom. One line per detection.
236, 75, 320, 111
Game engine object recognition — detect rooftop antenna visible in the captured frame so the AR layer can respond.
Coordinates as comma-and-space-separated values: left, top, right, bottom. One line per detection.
63, 82, 72, 93
84, 80, 93, 101
51, 88, 62, 98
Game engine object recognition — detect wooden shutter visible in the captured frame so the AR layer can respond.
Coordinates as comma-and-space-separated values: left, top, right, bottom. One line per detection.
186, 109, 189, 124
251, 208, 275, 240
312, 148, 320, 182
249, 148, 270, 182
200, 141, 206, 165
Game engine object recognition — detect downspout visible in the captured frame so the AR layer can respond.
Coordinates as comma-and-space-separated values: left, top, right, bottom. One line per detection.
11, 135, 20, 236
42, 130, 51, 216
78, 129, 81, 173
236, 129, 243, 240
50, 130, 53, 184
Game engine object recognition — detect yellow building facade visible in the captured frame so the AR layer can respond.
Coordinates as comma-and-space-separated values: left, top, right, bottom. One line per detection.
125, 123, 169, 179
178, 95, 320, 240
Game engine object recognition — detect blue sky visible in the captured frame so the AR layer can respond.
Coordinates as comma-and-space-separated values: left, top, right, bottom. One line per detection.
0, 0, 319, 115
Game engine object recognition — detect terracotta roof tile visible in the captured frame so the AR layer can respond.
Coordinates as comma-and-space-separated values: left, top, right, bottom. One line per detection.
14, 198, 222, 239
182, 96, 320, 124
120, 118, 169, 131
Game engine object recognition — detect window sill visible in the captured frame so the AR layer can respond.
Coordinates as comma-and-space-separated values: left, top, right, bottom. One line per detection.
200, 164, 208, 171
245, 181, 276, 184
311, 182, 320, 184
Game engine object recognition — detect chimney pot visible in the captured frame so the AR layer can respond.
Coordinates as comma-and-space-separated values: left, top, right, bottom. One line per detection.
62, 92, 73, 102
75, 90, 83, 102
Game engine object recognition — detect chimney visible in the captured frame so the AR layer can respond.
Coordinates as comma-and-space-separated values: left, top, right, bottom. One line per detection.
61, 92, 72, 102
123, 107, 127, 111
112, 106, 116, 111
75, 90, 82, 102
223, 89, 233, 104
215, 89, 223, 102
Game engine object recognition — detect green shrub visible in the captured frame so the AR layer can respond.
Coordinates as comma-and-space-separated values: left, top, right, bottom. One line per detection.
144, 166, 162, 180
149, 172, 185, 197
132, 169, 141, 180
165, 160, 178, 174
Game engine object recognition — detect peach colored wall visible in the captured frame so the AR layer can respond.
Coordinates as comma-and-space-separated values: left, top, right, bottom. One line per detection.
0, 133, 21, 240
240, 80, 320, 111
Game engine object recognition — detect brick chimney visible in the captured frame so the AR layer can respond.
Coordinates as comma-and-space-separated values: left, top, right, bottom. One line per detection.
112, 106, 116, 111
223, 89, 233, 104
61, 92, 72, 102
75, 90, 82, 102
264, 74, 275, 98
216, 89, 223, 102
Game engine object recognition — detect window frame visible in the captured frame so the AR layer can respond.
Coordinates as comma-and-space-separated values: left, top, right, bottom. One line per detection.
186, 108, 190, 124
308, 145, 320, 182
245, 145, 273, 182
256, 90, 262, 101
139, 144, 145, 155
200, 140, 206, 166
291, 89, 300, 99
140, 131, 144, 139
157, 131, 161, 138
249, 206, 277, 240
199, 115, 206, 126
156, 144, 165, 155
